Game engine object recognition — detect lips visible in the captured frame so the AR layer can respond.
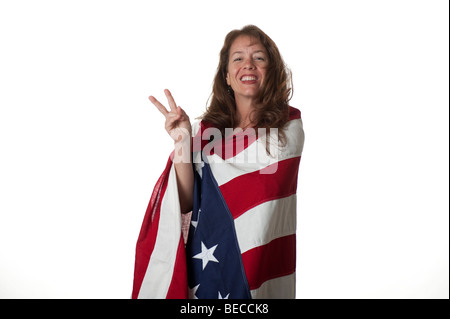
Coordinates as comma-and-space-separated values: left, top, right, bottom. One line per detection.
240, 75, 258, 83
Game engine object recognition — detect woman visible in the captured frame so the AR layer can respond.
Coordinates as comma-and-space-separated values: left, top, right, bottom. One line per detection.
133, 25, 304, 299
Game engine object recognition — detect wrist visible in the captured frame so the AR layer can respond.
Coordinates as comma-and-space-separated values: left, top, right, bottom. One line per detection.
173, 135, 191, 164
174, 134, 191, 145
170, 127, 191, 144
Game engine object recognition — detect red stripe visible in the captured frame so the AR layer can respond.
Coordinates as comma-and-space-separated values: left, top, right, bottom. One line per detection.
194, 106, 301, 158
165, 235, 189, 299
219, 157, 301, 219
241, 234, 296, 290
220, 129, 257, 159
289, 106, 301, 120
197, 123, 257, 159
132, 157, 172, 299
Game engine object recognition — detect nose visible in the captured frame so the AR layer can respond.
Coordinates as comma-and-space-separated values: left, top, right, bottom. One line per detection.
243, 58, 256, 70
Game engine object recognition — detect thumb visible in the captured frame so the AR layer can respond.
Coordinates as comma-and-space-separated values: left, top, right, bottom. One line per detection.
178, 106, 189, 118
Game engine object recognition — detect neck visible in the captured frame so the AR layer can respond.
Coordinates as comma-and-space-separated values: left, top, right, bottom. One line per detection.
235, 96, 256, 129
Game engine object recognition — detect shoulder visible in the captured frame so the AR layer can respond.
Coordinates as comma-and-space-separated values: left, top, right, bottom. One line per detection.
191, 120, 203, 137
288, 106, 302, 121
284, 106, 305, 156
286, 106, 304, 134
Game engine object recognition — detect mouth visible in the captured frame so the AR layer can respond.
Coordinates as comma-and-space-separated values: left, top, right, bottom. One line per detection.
240, 75, 258, 83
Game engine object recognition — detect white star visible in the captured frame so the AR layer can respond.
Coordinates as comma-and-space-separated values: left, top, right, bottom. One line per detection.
189, 284, 200, 299
194, 153, 204, 177
191, 208, 201, 229
193, 242, 219, 270
218, 291, 230, 299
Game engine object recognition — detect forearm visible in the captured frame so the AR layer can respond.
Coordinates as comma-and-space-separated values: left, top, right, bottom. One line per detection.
149, 89, 193, 213
173, 139, 194, 214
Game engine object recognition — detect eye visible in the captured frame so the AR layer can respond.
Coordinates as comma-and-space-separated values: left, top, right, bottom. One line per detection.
255, 56, 266, 61
233, 57, 242, 62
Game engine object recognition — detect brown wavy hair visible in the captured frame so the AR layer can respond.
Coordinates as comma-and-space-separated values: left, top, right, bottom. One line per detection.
201, 25, 293, 139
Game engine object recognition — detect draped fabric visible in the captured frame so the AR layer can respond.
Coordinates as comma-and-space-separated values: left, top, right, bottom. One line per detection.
132, 107, 304, 299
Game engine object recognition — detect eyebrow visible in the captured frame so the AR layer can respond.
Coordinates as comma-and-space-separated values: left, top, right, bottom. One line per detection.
231, 50, 266, 56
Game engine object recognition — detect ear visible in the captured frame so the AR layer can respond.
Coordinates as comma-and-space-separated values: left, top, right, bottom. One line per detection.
226, 73, 231, 86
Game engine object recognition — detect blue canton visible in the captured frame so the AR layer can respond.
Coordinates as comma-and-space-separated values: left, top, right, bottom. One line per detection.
186, 155, 251, 299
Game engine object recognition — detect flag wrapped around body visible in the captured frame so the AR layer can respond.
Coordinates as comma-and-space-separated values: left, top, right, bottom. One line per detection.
132, 107, 304, 299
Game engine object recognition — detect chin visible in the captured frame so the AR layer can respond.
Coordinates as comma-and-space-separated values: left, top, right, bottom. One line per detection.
237, 89, 260, 98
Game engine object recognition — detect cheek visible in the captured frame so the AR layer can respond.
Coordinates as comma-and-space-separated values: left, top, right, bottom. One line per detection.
229, 71, 239, 85
259, 69, 268, 82
229, 67, 238, 78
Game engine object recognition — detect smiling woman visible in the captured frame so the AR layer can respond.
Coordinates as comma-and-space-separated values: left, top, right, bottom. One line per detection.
133, 25, 304, 299
202, 25, 293, 138
226, 36, 269, 126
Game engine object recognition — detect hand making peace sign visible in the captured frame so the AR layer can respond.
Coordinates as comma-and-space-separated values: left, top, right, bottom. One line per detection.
149, 89, 192, 143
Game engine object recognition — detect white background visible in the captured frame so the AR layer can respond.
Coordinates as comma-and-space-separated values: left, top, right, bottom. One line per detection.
0, 0, 448, 298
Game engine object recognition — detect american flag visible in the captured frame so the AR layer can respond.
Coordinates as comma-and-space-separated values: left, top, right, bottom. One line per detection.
132, 107, 304, 299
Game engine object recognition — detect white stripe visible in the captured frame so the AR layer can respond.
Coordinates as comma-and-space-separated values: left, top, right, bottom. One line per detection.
250, 272, 296, 299
207, 118, 304, 186
138, 164, 181, 299
207, 141, 276, 186
283, 118, 304, 159
234, 195, 297, 254
191, 120, 202, 137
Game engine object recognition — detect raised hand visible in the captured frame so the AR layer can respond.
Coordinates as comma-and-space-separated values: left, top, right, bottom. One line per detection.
149, 89, 192, 143
149, 89, 194, 213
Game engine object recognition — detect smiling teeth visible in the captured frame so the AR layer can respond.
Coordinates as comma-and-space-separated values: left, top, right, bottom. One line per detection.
241, 76, 257, 81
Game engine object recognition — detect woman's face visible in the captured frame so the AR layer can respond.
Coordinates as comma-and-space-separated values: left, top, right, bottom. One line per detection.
226, 35, 269, 104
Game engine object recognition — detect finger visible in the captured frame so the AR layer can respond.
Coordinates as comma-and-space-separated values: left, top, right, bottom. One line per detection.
164, 89, 178, 112
178, 106, 190, 121
167, 112, 181, 120
149, 96, 168, 115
